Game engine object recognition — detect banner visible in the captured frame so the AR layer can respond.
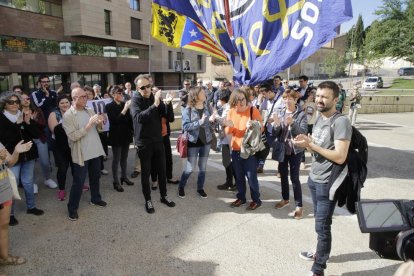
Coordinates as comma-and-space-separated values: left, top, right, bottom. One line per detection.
86, 98, 112, 132
151, 0, 353, 84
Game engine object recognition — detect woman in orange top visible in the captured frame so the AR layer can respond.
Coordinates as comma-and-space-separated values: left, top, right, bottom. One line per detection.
225, 88, 263, 210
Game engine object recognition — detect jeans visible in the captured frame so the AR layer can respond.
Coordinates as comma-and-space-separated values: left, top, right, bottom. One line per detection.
11, 160, 36, 213
34, 138, 51, 180
179, 144, 211, 190
68, 157, 102, 214
307, 177, 337, 275
53, 148, 73, 190
279, 151, 303, 207
231, 151, 261, 204
348, 106, 358, 126
111, 143, 130, 183
138, 142, 167, 201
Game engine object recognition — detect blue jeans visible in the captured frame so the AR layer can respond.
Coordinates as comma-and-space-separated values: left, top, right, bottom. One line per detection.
68, 157, 102, 214
279, 151, 303, 207
231, 151, 261, 204
11, 160, 36, 213
34, 138, 51, 180
307, 177, 337, 275
179, 144, 211, 190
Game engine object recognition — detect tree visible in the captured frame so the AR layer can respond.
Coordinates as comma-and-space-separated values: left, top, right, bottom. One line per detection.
323, 50, 346, 78
364, 0, 414, 63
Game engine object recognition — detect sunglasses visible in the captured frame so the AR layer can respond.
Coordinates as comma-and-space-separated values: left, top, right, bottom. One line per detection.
139, 84, 151, 90
236, 98, 246, 102
6, 99, 20, 105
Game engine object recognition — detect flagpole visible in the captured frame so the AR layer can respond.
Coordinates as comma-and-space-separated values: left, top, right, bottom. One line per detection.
180, 47, 184, 85
148, 12, 152, 75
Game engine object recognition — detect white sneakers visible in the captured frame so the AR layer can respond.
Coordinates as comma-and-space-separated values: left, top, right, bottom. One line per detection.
44, 179, 58, 189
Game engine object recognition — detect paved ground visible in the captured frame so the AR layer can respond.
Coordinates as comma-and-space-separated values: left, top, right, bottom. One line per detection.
2, 113, 414, 276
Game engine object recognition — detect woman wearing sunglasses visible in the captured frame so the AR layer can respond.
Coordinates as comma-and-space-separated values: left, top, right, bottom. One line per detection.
0, 91, 44, 227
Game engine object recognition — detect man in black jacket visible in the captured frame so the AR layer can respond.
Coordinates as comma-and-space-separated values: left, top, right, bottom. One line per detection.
130, 75, 175, 213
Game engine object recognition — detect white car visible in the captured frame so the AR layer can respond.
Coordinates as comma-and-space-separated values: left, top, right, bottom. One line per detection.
362, 77, 383, 89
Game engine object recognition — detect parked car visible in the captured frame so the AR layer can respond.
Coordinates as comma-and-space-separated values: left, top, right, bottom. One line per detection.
398, 67, 414, 76
362, 76, 383, 89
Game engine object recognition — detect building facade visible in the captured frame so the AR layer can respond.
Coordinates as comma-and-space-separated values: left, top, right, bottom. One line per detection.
0, 0, 206, 92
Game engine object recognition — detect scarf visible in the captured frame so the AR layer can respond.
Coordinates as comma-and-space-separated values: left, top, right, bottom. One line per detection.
3, 110, 21, 123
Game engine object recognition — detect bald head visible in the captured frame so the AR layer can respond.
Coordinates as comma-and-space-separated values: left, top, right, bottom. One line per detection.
71, 87, 88, 110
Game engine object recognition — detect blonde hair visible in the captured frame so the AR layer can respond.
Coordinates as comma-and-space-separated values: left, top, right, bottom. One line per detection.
282, 89, 300, 100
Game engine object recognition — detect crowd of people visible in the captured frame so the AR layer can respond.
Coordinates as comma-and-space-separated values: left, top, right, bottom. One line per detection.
0, 74, 362, 276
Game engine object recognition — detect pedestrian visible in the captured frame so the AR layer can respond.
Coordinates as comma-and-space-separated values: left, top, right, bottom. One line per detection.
348, 87, 361, 126
225, 88, 263, 210
293, 81, 352, 276
0, 140, 33, 267
150, 90, 180, 190
301, 89, 317, 168
106, 85, 134, 192
336, 83, 347, 113
0, 91, 45, 226
178, 87, 214, 199
179, 79, 192, 107
21, 91, 58, 190
272, 89, 307, 219
30, 75, 57, 120
63, 87, 108, 221
48, 94, 73, 201
130, 74, 175, 214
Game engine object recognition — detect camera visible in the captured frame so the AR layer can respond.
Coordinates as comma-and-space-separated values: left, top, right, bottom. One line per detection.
356, 200, 414, 261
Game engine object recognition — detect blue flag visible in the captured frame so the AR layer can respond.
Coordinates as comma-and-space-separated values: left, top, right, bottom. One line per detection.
152, 0, 353, 84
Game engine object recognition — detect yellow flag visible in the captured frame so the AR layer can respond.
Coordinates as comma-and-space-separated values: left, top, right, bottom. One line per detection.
151, 3, 186, 48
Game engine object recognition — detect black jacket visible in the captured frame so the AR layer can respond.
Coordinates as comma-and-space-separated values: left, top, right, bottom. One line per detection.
130, 92, 166, 146
106, 101, 133, 146
163, 101, 175, 136
0, 112, 40, 163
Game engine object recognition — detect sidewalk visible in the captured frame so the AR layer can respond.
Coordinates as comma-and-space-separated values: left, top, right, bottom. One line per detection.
3, 128, 406, 276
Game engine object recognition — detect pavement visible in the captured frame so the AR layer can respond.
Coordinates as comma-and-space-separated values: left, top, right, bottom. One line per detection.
3, 112, 414, 276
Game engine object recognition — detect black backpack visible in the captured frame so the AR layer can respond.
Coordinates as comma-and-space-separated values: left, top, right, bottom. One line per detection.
321, 112, 368, 213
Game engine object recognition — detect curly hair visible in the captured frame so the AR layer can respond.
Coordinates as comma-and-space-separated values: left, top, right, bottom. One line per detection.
0, 91, 22, 112
187, 87, 205, 108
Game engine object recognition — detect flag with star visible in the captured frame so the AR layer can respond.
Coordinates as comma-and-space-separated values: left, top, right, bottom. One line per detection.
152, 0, 352, 84
151, 1, 227, 61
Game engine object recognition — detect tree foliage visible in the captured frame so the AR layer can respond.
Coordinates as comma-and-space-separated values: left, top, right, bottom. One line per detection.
364, 0, 414, 63
323, 50, 346, 78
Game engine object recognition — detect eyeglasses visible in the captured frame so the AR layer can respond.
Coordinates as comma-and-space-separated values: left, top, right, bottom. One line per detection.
139, 84, 151, 90
41, 80, 50, 83
197, 82, 203, 84
73, 95, 87, 100
236, 98, 246, 102
6, 99, 20, 105
114, 91, 123, 95
184, 83, 191, 86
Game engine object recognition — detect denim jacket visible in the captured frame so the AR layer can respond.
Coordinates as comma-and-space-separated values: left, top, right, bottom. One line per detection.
181, 105, 213, 144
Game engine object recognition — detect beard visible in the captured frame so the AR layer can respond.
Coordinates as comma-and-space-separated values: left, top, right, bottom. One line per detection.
317, 102, 334, 113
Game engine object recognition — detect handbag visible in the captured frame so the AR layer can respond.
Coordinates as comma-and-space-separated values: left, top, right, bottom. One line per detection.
176, 132, 188, 158
250, 107, 270, 159
209, 124, 218, 151
7, 168, 21, 200
271, 139, 285, 162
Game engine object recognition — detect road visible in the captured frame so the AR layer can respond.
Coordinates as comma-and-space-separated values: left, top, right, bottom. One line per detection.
3, 113, 414, 276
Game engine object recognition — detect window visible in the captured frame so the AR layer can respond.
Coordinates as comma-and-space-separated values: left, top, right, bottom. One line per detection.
0, 0, 63, 17
104, 10, 111, 35
130, 18, 141, 40
168, 51, 173, 69
129, 0, 139, 11
177, 52, 183, 61
197, 55, 202, 70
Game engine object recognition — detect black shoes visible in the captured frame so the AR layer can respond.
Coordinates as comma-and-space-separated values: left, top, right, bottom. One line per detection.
120, 177, 134, 186
68, 211, 79, 221
160, 196, 176, 207
178, 187, 185, 198
27, 208, 44, 216
145, 200, 155, 214
9, 215, 19, 226
113, 182, 124, 192
167, 179, 179, 184
217, 183, 236, 191
90, 200, 107, 207
197, 189, 207, 199
130, 171, 140, 178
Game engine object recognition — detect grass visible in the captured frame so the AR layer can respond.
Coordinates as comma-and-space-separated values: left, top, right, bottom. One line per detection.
375, 78, 414, 95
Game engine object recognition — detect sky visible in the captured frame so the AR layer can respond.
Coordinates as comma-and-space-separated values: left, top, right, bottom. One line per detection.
340, 0, 384, 34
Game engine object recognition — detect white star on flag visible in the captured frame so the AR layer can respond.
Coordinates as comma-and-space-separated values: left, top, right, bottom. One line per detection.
189, 29, 197, 37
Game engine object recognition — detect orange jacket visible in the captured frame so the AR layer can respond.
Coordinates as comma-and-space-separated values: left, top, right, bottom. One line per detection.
225, 106, 262, 151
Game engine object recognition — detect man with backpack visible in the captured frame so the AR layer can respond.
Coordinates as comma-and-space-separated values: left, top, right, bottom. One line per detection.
293, 81, 352, 276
